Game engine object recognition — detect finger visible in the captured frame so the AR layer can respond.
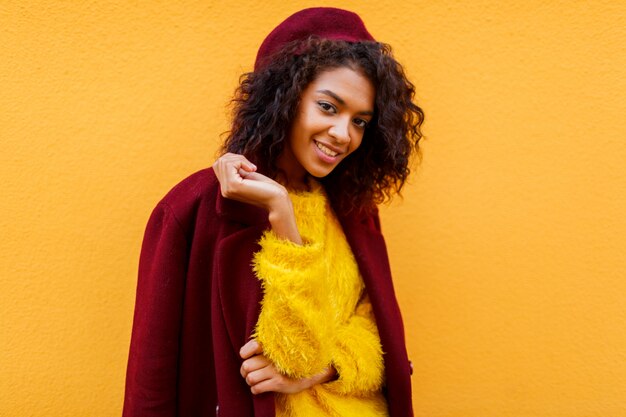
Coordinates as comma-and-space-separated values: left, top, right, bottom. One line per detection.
250, 379, 273, 395
240, 354, 272, 378
239, 339, 263, 359
245, 366, 274, 387
224, 160, 257, 187
240, 160, 257, 172
231, 161, 256, 177
221, 153, 256, 172
214, 154, 255, 179
238, 167, 253, 178
250, 376, 285, 395
217, 159, 254, 195
238, 169, 273, 182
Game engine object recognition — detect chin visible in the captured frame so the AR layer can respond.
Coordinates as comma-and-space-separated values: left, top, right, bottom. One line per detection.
305, 163, 338, 179
307, 171, 331, 179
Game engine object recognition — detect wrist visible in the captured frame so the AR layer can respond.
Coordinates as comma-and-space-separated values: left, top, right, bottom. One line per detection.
321, 365, 338, 383
267, 195, 302, 245
306, 366, 337, 389
267, 192, 292, 222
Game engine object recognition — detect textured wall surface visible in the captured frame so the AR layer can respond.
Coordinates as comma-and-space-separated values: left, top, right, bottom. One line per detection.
1, 1, 625, 416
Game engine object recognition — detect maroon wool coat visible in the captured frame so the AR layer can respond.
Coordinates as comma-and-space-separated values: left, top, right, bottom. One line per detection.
122, 167, 413, 417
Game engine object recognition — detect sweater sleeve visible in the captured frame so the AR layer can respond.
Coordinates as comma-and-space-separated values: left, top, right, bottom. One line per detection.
324, 293, 386, 395
252, 229, 332, 379
123, 202, 187, 417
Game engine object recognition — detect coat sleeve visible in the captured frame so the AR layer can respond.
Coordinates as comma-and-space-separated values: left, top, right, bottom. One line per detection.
123, 201, 188, 417
325, 293, 386, 395
251, 229, 333, 379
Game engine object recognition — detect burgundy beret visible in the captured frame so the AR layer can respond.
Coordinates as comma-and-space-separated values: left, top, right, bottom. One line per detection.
254, 7, 376, 71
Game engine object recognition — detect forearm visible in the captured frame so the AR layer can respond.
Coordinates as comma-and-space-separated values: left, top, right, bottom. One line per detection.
325, 297, 385, 395
253, 278, 332, 378
252, 205, 331, 378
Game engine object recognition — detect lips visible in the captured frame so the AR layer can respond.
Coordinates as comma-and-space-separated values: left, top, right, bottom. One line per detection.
314, 140, 342, 157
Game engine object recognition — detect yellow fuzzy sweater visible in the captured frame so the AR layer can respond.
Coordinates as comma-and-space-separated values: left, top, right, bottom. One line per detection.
252, 182, 389, 417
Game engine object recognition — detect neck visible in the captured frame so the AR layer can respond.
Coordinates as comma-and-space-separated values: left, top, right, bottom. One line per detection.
276, 171, 310, 192
276, 148, 309, 192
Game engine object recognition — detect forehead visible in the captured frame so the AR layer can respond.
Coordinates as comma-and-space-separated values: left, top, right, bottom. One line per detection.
305, 67, 375, 109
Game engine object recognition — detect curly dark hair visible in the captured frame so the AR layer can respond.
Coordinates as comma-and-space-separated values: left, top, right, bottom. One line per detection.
221, 36, 424, 213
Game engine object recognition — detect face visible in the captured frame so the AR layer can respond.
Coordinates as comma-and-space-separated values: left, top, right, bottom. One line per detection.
278, 66, 376, 184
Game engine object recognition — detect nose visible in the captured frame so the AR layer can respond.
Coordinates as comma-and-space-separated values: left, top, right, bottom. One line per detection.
328, 118, 350, 144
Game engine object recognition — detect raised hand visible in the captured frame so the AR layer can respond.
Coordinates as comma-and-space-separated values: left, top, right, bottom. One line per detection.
213, 153, 303, 245
212, 153, 288, 212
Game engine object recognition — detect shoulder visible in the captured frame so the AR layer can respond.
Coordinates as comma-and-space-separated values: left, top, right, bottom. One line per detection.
160, 167, 218, 206
154, 167, 220, 230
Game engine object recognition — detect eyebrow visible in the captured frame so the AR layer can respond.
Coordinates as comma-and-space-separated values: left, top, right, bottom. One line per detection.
316, 89, 374, 116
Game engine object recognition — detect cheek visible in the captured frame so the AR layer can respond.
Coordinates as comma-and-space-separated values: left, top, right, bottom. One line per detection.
289, 116, 309, 146
290, 111, 317, 143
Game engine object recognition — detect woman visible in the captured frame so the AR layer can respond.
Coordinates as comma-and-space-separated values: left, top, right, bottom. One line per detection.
123, 7, 424, 417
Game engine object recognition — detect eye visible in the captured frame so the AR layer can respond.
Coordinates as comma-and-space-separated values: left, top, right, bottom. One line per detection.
353, 118, 369, 129
317, 101, 336, 113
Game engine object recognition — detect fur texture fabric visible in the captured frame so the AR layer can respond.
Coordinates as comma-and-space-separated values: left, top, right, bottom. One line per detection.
253, 182, 388, 416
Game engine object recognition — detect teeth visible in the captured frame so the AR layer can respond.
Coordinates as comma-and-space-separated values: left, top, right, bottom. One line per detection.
315, 141, 338, 157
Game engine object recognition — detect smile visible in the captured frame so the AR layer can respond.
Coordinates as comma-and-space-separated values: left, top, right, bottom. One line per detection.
314, 140, 339, 157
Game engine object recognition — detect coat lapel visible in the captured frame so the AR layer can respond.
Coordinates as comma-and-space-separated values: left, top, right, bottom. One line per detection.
334, 206, 412, 413
334, 209, 404, 335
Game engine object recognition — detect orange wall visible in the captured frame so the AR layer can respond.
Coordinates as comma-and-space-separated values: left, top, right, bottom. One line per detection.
1, 1, 625, 416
